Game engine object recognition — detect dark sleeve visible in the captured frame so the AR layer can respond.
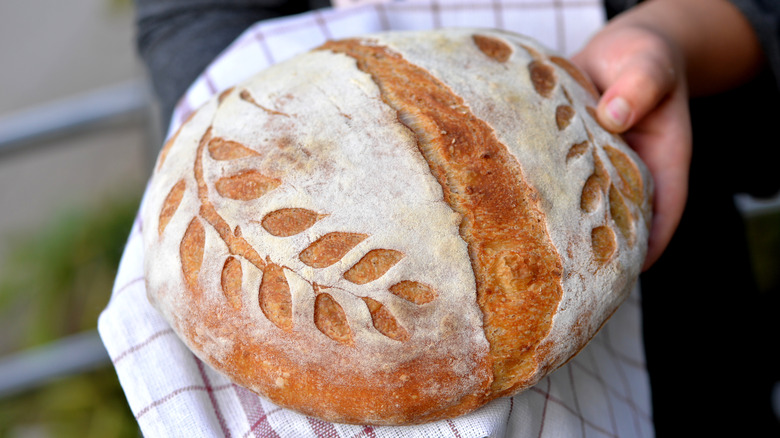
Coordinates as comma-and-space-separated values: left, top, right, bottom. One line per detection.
640, 2, 780, 436
134, 0, 330, 131
598, 2, 780, 436
729, 0, 780, 89
606, 0, 780, 89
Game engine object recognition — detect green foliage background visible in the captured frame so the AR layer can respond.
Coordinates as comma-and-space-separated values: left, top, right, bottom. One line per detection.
0, 196, 141, 438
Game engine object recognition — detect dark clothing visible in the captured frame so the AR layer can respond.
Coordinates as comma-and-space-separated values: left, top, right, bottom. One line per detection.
731, 0, 780, 90
605, 1, 780, 436
134, 0, 330, 129
602, 1, 780, 436
133, 0, 780, 435
604, 0, 780, 89
641, 76, 780, 437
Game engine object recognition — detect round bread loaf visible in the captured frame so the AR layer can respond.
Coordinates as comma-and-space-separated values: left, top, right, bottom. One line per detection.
142, 28, 652, 425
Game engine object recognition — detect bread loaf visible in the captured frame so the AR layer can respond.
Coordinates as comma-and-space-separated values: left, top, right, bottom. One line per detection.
142, 28, 652, 425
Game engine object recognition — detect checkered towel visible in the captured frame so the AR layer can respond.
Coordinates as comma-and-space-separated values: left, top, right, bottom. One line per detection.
98, 1, 655, 436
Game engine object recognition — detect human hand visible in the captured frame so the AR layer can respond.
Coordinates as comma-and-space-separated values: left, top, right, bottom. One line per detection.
571, 0, 764, 270
572, 25, 691, 271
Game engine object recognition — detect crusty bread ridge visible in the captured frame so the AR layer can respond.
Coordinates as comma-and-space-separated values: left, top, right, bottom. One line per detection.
142, 28, 652, 425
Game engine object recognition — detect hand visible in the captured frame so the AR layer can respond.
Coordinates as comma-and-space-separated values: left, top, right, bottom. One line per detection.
572, 25, 691, 271
571, 0, 764, 270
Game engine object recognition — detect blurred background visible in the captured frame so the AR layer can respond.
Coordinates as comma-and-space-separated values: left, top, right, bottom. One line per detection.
1, 0, 152, 436
0, 0, 778, 437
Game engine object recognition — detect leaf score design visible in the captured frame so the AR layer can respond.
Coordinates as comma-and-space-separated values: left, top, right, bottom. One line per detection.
159, 179, 186, 236
363, 297, 410, 342
180, 217, 205, 295
343, 249, 404, 284
221, 256, 243, 310
299, 232, 368, 268
261, 208, 323, 237
314, 292, 353, 345
389, 281, 437, 305
259, 261, 293, 331
208, 137, 260, 160
215, 169, 281, 201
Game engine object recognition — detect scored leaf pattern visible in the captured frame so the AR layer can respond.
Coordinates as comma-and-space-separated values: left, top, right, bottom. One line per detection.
159, 179, 186, 236
180, 218, 205, 295
528, 60, 556, 98
215, 169, 281, 201
362, 297, 410, 342
473, 34, 513, 63
261, 208, 323, 237
566, 141, 589, 163
314, 292, 353, 345
549, 56, 601, 100
591, 225, 617, 264
389, 281, 437, 305
259, 260, 293, 331
165, 35, 645, 348
343, 249, 404, 285
221, 256, 243, 310
604, 145, 644, 205
162, 93, 437, 344
608, 184, 636, 246
298, 232, 368, 269
208, 137, 260, 160
580, 174, 604, 213
555, 105, 576, 130
520, 39, 646, 267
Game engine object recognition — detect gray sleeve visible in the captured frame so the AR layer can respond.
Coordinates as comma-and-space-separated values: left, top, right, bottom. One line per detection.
727, 0, 780, 89
134, 0, 330, 130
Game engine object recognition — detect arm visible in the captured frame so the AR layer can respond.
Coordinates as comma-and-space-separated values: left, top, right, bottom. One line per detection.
572, 0, 767, 270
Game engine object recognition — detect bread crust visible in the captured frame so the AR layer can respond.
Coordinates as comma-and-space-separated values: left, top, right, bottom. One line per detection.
142, 28, 651, 425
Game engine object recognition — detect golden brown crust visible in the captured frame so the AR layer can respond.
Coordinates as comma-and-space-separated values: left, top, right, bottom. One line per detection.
321, 39, 564, 396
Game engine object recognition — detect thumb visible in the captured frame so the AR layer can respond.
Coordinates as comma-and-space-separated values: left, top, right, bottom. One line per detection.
595, 51, 678, 133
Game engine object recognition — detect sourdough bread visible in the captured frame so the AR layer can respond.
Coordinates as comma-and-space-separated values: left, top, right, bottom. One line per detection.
142, 28, 652, 425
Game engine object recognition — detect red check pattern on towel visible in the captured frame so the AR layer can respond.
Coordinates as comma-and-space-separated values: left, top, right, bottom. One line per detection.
98, 1, 655, 436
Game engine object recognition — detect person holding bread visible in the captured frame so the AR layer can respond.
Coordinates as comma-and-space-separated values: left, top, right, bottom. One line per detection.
574, 1, 779, 434
129, 0, 779, 435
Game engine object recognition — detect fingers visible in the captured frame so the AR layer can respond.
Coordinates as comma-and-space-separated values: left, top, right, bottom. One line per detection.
597, 51, 677, 133
622, 87, 691, 270
578, 28, 680, 133
573, 26, 690, 270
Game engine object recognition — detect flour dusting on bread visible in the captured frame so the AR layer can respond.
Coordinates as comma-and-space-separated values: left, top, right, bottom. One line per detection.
142, 28, 651, 425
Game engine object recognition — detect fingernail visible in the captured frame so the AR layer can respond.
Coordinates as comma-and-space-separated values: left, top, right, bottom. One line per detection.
605, 97, 630, 129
